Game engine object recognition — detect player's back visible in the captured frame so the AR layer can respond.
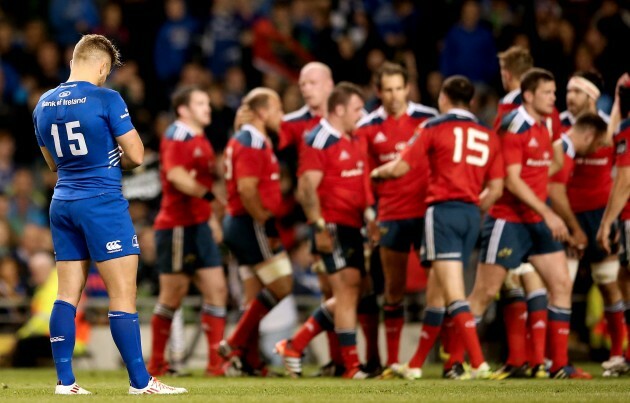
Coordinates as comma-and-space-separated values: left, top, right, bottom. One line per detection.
33, 81, 134, 200
420, 110, 501, 205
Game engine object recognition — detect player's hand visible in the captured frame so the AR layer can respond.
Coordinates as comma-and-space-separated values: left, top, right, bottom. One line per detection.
315, 230, 334, 254
234, 105, 253, 131
367, 220, 380, 246
370, 168, 384, 182
597, 220, 614, 254
209, 218, 223, 244
543, 210, 569, 242
570, 227, 588, 252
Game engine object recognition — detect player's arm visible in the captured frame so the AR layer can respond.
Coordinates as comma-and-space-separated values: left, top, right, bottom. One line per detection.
548, 182, 587, 249
166, 166, 216, 201
298, 169, 333, 253
237, 177, 273, 224
604, 74, 630, 146
39, 146, 57, 172
548, 139, 564, 177
115, 129, 144, 170
505, 163, 568, 241
479, 178, 503, 212
298, 170, 324, 223
370, 157, 410, 180
598, 166, 630, 253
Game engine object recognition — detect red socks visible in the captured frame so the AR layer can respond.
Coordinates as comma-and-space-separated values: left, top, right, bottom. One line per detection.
547, 306, 571, 373
409, 307, 444, 368
228, 289, 277, 349
448, 301, 485, 368
148, 304, 175, 371
502, 290, 527, 366
383, 303, 404, 366
201, 305, 226, 370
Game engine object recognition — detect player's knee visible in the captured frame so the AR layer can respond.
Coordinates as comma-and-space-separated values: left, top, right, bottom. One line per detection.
591, 261, 620, 285
257, 254, 293, 296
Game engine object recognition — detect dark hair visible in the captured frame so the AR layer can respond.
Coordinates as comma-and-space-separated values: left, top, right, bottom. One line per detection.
572, 71, 604, 93
374, 61, 408, 90
74, 34, 122, 67
573, 112, 607, 137
327, 82, 364, 113
171, 85, 206, 116
497, 46, 533, 77
620, 84, 630, 118
441, 75, 475, 106
520, 68, 555, 96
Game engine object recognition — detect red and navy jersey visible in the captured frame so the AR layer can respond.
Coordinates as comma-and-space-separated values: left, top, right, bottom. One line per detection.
553, 110, 612, 213
400, 109, 504, 205
154, 121, 215, 230
613, 118, 630, 220
494, 89, 562, 142
278, 105, 321, 152
224, 124, 281, 217
356, 102, 438, 220
490, 106, 554, 223
299, 119, 371, 228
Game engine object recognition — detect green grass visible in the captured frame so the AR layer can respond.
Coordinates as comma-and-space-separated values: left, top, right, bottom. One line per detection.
0, 364, 628, 402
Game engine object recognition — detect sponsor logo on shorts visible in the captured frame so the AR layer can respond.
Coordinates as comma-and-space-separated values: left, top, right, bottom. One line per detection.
50, 336, 65, 343
497, 247, 513, 258
106, 240, 122, 253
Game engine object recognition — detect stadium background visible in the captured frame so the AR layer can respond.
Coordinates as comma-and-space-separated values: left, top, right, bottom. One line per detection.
0, 0, 629, 369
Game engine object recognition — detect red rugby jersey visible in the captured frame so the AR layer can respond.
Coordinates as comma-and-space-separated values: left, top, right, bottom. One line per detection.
552, 110, 613, 213
490, 106, 554, 223
493, 89, 562, 142
401, 109, 504, 205
154, 121, 215, 230
224, 124, 282, 217
278, 105, 321, 152
356, 102, 437, 221
614, 119, 630, 220
299, 119, 371, 228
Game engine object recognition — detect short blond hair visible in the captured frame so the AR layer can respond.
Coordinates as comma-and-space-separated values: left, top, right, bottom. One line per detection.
73, 34, 122, 68
497, 46, 533, 78
243, 87, 279, 112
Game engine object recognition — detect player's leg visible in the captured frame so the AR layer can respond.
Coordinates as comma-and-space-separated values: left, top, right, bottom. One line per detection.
427, 203, 488, 377
405, 268, 445, 378
314, 260, 344, 374
493, 268, 528, 379
192, 222, 228, 375
520, 265, 548, 376
222, 216, 292, 356
379, 219, 417, 368
357, 271, 381, 374
618, 264, 630, 369
148, 226, 192, 375
86, 194, 185, 393
528, 219, 594, 379
48, 198, 92, 394
148, 273, 191, 375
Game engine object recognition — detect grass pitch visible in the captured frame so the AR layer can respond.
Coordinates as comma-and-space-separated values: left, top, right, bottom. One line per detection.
0, 364, 628, 402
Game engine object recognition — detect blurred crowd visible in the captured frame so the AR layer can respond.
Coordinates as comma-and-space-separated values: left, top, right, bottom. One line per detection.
0, 0, 629, 355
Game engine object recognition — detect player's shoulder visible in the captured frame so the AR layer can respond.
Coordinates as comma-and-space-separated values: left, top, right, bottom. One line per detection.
499, 106, 534, 135
499, 89, 522, 106
559, 110, 574, 127
164, 121, 195, 142
561, 133, 576, 158
282, 105, 312, 123
357, 107, 386, 128
421, 109, 479, 129
597, 109, 610, 124
233, 124, 268, 150
407, 102, 439, 120
304, 120, 341, 150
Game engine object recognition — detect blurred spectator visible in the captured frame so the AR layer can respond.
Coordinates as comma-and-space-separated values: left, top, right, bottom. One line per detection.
48, 0, 100, 47
7, 169, 47, 237
33, 41, 67, 89
10, 251, 56, 367
200, 0, 248, 79
206, 83, 236, 153
0, 130, 15, 191
440, 0, 498, 85
0, 256, 22, 299
223, 66, 247, 110
251, 0, 313, 82
153, 0, 200, 92
0, 218, 15, 258
92, 1, 130, 56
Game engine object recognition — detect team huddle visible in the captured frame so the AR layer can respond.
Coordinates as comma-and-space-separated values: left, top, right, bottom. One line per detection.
33, 34, 630, 394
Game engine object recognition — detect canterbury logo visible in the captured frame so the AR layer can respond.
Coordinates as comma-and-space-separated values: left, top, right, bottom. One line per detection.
106, 240, 122, 252
50, 336, 65, 343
